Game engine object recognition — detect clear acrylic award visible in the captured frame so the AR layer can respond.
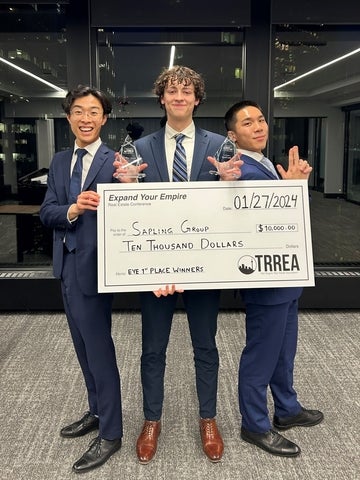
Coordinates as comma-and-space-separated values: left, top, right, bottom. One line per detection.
116, 134, 146, 179
209, 137, 237, 175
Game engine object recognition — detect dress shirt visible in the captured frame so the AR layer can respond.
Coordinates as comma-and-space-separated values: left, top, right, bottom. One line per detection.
164, 122, 195, 180
237, 148, 264, 163
67, 138, 102, 223
70, 137, 102, 187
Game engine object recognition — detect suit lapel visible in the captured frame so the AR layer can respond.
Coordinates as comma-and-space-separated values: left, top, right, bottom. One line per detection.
241, 153, 277, 179
190, 128, 209, 180
149, 131, 169, 181
83, 143, 108, 190
63, 150, 73, 200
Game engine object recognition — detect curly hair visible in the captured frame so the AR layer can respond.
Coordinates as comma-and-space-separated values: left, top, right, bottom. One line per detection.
62, 85, 112, 115
153, 65, 205, 112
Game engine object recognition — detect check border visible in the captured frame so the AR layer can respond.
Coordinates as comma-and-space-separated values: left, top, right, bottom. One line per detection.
97, 180, 314, 292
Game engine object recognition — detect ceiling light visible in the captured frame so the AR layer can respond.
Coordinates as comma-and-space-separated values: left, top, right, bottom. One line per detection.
274, 46, 360, 91
169, 45, 175, 69
0, 56, 66, 93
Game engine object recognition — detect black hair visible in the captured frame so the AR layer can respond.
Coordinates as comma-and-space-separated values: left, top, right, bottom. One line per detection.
62, 84, 112, 115
224, 100, 263, 131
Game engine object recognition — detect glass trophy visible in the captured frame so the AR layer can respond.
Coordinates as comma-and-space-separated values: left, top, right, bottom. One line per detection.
209, 137, 237, 175
116, 134, 146, 179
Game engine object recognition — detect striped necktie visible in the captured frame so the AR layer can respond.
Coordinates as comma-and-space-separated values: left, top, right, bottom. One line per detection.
65, 148, 87, 251
260, 156, 278, 177
172, 134, 187, 182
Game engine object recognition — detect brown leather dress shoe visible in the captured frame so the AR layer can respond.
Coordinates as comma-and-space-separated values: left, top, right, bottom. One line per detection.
200, 418, 224, 462
136, 420, 161, 464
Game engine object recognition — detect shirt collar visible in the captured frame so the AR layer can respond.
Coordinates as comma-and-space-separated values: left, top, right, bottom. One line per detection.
165, 121, 195, 140
238, 148, 264, 162
74, 137, 102, 157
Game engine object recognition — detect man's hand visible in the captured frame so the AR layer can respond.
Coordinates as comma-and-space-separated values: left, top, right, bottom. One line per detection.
68, 190, 100, 220
207, 153, 243, 180
153, 284, 184, 298
113, 152, 148, 183
276, 146, 313, 180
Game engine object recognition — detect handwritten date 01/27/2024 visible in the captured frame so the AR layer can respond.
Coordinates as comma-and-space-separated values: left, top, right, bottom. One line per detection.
233, 193, 299, 209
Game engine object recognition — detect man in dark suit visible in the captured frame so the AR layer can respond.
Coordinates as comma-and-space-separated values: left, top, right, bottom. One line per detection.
222, 100, 324, 457
114, 66, 241, 464
40, 85, 122, 473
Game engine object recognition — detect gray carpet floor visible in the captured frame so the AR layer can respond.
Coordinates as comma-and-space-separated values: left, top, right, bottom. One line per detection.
0, 309, 359, 479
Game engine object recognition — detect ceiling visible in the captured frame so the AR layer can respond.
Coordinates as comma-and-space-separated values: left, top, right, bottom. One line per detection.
0, 4, 67, 99
0, 5, 359, 108
273, 26, 360, 107
0, 32, 68, 98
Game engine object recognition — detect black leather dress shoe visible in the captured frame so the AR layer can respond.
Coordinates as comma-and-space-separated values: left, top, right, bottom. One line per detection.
60, 411, 99, 438
72, 436, 122, 473
273, 407, 324, 430
241, 427, 301, 457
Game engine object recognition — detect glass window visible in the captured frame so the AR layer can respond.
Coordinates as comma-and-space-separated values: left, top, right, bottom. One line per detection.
1, 15, 359, 271
0, 3, 67, 267
273, 25, 360, 266
346, 108, 360, 204
97, 29, 244, 146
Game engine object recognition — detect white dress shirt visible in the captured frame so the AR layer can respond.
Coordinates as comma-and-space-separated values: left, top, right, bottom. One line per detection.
164, 122, 196, 180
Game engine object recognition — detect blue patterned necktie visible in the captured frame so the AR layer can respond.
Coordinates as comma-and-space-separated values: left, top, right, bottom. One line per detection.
260, 156, 278, 177
172, 134, 187, 182
65, 148, 87, 251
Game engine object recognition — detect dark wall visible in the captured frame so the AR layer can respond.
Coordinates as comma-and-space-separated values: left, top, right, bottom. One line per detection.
1, 274, 359, 311
90, 0, 251, 28
272, 0, 360, 24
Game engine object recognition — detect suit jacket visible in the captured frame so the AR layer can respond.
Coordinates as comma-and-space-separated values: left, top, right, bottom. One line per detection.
40, 143, 116, 296
239, 153, 303, 305
135, 126, 225, 182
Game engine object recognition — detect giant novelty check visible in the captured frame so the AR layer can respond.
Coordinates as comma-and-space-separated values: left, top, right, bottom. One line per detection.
97, 180, 314, 292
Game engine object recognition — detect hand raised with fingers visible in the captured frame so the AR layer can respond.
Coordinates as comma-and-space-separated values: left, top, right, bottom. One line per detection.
207, 153, 243, 180
276, 146, 313, 180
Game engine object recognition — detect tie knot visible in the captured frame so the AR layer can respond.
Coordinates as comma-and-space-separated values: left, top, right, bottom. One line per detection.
175, 134, 185, 145
260, 156, 277, 176
76, 148, 87, 159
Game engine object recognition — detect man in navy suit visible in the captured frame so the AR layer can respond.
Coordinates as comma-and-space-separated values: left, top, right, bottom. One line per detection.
114, 66, 241, 464
223, 100, 324, 457
40, 86, 122, 473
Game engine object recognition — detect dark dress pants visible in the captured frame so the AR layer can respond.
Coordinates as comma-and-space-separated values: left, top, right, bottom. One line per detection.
61, 250, 123, 440
139, 289, 220, 420
238, 299, 302, 433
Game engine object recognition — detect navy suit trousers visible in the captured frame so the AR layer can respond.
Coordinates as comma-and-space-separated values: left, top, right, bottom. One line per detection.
139, 289, 220, 420
238, 299, 302, 432
61, 250, 123, 440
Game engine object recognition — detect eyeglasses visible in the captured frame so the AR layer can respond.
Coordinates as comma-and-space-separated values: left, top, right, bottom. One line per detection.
70, 108, 103, 118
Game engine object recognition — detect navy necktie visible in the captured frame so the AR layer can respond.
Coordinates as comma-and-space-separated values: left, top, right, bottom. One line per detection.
69, 148, 87, 203
172, 134, 187, 182
65, 148, 87, 251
